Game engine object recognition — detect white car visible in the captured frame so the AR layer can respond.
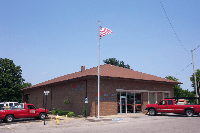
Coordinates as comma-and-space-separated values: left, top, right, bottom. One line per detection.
0, 102, 23, 110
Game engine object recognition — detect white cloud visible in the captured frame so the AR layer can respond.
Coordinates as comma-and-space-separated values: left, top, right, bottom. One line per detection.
42, 72, 47, 74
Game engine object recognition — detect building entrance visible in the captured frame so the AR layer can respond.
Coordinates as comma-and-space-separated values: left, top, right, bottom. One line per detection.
117, 92, 142, 113
119, 96, 127, 113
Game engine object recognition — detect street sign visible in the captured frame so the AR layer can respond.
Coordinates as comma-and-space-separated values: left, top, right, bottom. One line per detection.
44, 91, 50, 95
85, 97, 88, 103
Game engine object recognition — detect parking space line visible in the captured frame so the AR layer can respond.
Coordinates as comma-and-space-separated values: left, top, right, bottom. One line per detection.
7, 127, 17, 131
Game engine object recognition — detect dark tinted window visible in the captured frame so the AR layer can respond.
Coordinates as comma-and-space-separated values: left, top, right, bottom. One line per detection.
159, 100, 167, 105
27, 105, 36, 109
168, 100, 173, 105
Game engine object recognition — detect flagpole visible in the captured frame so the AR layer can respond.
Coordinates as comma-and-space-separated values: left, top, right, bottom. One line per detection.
98, 21, 100, 119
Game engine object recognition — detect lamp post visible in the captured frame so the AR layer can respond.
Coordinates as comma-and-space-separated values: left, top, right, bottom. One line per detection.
44, 91, 50, 125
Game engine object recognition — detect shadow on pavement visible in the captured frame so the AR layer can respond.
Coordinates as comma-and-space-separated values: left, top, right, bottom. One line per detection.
0, 118, 45, 126
146, 113, 200, 117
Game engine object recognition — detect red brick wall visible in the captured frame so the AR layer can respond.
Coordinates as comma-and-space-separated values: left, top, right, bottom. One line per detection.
23, 77, 174, 117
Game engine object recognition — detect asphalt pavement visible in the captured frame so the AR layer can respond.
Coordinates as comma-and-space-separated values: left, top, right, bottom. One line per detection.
1, 113, 200, 133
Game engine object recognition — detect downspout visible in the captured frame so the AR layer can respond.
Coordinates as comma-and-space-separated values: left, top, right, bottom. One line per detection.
43, 87, 45, 108
85, 80, 88, 117
51, 86, 52, 111
86, 80, 87, 97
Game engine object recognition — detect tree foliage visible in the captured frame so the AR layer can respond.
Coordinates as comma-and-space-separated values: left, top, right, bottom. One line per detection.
22, 82, 32, 89
190, 69, 200, 96
165, 76, 195, 98
0, 58, 31, 102
103, 58, 130, 69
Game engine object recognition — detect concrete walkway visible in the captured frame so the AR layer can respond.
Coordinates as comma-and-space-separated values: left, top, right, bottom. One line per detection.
86, 113, 145, 122
48, 113, 146, 122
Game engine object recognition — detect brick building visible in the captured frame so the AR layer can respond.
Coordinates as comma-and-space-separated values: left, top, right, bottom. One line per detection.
20, 64, 180, 116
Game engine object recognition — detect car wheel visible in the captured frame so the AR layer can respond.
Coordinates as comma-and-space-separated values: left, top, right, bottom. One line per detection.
39, 113, 46, 119
6, 115, 14, 122
149, 109, 156, 116
186, 110, 194, 117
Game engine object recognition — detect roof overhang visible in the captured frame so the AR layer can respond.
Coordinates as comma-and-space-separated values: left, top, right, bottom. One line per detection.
20, 75, 181, 92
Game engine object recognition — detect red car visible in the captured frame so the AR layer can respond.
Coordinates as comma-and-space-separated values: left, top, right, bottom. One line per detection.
0, 103, 48, 122
146, 98, 200, 117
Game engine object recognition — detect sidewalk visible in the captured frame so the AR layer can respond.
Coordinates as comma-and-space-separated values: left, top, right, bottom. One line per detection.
48, 113, 146, 122
86, 113, 145, 122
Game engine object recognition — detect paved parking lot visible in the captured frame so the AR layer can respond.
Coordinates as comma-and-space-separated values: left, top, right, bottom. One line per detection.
0, 114, 200, 133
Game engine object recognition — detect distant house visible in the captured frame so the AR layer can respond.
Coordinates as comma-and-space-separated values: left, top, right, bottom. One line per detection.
20, 64, 180, 116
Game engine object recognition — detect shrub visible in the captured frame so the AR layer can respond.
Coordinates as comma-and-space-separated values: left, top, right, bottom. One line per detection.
68, 111, 74, 117
50, 109, 76, 117
74, 115, 80, 118
58, 110, 63, 116
50, 110, 56, 115
57, 108, 63, 115
64, 100, 70, 104
83, 105, 87, 117
62, 111, 70, 116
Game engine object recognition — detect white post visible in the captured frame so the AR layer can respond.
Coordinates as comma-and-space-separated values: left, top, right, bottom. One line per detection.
98, 21, 100, 119
191, 50, 198, 104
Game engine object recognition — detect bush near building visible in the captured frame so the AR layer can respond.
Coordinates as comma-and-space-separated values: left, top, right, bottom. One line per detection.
49, 108, 80, 117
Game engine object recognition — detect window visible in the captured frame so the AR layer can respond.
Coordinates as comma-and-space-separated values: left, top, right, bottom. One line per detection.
27, 105, 36, 109
159, 100, 167, 105
168, 100, 173, 105
0, 104, 4, 108
164, 93, 169, 98
149, 93, 155, 104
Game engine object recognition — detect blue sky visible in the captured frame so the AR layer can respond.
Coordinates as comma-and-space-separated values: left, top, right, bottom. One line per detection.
0, 0, 200, 91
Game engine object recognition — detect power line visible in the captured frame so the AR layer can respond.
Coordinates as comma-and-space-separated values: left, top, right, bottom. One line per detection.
175, 44, 199, 75
176, 63, 192, 75
192, 45, 200, 51
159, 0, 188, 53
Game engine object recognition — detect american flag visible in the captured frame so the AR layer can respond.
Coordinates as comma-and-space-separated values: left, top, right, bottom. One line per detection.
100, 27, 113, 37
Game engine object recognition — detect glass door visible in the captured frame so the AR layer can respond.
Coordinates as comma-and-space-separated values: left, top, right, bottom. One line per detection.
120, 96, 127, 113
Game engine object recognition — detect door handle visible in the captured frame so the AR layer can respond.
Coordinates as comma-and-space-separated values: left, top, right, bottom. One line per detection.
165, 106, 167, 107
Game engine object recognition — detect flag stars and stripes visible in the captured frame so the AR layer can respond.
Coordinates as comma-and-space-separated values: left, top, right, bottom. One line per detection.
100, 27, 113, 37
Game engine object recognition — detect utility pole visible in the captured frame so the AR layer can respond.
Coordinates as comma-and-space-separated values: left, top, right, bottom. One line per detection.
191, 50, 198, 104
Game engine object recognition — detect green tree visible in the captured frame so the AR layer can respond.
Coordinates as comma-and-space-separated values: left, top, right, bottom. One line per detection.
190, 69, 200, 96
0, 58, 30, 102
22, 82, 32, 89
103, 58, 130, 69
165, 76, 195, 98
165, 76, 182, 97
